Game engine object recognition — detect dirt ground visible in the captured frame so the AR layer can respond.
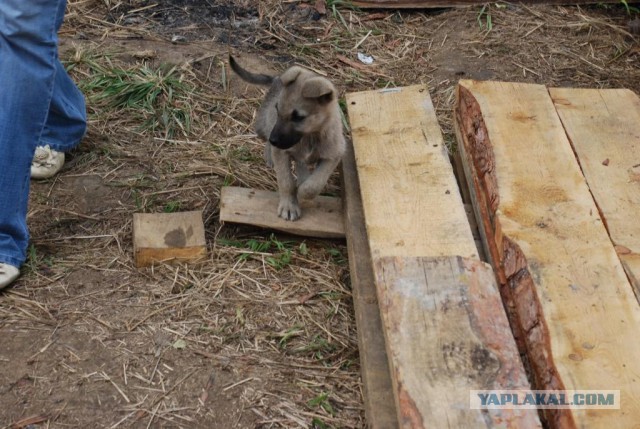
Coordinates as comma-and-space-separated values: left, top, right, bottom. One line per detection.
1, 1, 638, 428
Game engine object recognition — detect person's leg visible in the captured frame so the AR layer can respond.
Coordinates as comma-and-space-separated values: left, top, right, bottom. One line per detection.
31, 58, 87, 179
39, 60, 87, 152
0, 0, 68, 284
31, 0, 87, 179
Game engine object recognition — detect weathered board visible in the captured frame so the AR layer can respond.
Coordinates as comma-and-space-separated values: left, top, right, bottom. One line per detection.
352, 0, 621, 8
455, 79, 640, 428
133, 211, 206, 267
347, 85, 478, 260
219, 186, 344, 239
347, 85, 537, 428
375, 256, 542, 429
341, 141, 399, 429
550, 87, 640, 299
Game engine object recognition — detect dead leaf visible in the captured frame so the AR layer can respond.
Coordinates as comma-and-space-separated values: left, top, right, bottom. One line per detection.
132, 49, 157, 59
362, 12, 389, 21
11, 415, 48, 429
173, 339, 187, 349
314, 0, 327, 15
336, 55, 392, 78
298, 292, 317, 304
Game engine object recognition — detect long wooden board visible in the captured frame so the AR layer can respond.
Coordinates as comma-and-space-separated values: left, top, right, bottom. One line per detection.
347, 85, 478, 260
375, 256, 541, 428
550, 88, 640, 299
347, 85, 538, 428
352, 0, 621, 8
342, 141, 399, 429
455, 79, 640, 428
219, 186, 344, 238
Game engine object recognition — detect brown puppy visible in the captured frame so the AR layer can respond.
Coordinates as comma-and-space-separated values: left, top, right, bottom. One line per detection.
229, 56, 346, 221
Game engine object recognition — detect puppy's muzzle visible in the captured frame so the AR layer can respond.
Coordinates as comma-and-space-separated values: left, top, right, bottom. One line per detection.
269, 130, 303, 150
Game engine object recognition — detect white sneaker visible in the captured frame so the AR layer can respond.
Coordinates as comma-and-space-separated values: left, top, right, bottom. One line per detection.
31, 145, 65, 179
0, 263, 20, 290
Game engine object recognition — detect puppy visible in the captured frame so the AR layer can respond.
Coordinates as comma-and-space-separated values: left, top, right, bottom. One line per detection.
229, 56, 346, 221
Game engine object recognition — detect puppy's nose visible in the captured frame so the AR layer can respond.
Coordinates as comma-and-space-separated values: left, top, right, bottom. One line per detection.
270, 137, 285, 149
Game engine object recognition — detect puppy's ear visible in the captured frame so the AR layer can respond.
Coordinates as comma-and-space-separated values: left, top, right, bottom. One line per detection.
280, 67, 304, 86
302, 78, 335, 104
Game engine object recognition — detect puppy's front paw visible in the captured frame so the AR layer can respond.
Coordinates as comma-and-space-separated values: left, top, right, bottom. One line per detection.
297, 181, 322, 201
278, 199, 301, 221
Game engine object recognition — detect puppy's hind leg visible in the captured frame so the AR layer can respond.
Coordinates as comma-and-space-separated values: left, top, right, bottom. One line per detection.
272, 148, 301, 221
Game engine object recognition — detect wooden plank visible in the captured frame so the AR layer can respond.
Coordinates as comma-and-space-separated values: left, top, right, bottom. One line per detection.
455, 79, 640, 428
347, 85, 537, 428
375, 256, 541, 429
341, 141, 398, 429
219, 186, 344, 239
133, 211, 206, 267
352, 0, 621, 8
346, 84, 478, 260
550, 87, 640, 299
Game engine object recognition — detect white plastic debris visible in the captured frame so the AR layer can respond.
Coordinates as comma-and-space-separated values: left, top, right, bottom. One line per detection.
357, 52, 374, 65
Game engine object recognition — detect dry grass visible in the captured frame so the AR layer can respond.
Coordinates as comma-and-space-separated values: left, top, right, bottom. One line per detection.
1, 0, 638, 427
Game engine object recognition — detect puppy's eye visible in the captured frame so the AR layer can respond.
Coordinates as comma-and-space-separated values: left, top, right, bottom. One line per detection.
291, 110, 305, 123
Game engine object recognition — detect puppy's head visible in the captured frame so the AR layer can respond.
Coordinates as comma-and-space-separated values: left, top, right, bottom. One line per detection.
268, 67, 337, 150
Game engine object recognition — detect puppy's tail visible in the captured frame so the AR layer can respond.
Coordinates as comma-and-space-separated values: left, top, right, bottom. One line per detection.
229, 56, 274, 86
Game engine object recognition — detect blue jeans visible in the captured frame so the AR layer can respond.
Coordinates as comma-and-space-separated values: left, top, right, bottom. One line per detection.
0, 0, 86, 268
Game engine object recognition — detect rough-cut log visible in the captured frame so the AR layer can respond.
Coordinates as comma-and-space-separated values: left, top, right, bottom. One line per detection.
375, 256, 542, 429
550, 88, 640, 300
352, 0, 622, 8
219, 186, 344, 239
347, 84, 538, 428
342, 141, 399, 429
455, 80, 640, 428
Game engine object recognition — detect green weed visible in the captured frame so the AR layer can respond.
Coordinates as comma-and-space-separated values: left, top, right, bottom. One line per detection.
82, 64, 194, 137
620, 0, 640, 15
220, 234, 297, 269
477, 4, 493, 32
326, 0, 358, 29
295, 334, 337, 360
308, 392, 336, 416
25, 245, 53, 273
311, 418, 330, 429
163, 201, 181, 213
270, 326, 304, 348
326, 247, 347, 265
338, 98, 351, 132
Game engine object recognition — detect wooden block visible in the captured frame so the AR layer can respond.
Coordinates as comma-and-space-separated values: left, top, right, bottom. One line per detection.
133, 211, 206, 267
346, 85, 478, 259
219, 186, 344, 239
550, 87, 640, 298
341, 141, 398, 429
455, 79, 640, 428
375, 256, 541, 429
